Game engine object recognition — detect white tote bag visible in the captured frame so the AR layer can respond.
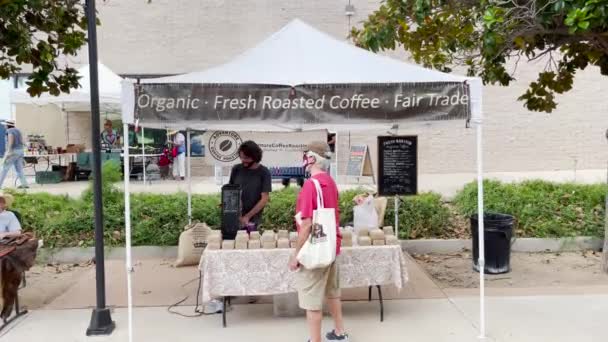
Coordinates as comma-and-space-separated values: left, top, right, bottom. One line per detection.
296, 179, 337, 269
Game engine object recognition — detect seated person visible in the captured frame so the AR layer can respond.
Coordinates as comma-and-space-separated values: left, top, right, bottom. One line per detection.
0, 194, 21, 239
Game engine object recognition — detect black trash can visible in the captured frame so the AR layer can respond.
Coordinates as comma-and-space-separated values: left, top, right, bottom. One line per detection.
471, 213, 515, 274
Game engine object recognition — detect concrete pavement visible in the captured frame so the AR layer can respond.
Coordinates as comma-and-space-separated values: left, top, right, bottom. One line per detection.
5, 252, 608, 341
33, 254, 444, 310
3, 294, 608, 342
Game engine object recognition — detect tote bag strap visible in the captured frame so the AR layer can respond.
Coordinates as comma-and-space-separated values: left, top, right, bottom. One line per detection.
310, 178, 324, 209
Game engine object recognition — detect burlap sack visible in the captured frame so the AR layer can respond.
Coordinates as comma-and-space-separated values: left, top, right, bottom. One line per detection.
277, 238, 290, 249
372, 239, 386, 246
175, 222, 212, 267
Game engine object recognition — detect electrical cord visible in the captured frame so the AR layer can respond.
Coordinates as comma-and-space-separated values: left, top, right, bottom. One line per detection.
167, 272, 208, 318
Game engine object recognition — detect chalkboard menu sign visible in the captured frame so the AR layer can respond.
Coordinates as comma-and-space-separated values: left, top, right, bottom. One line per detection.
378, 136, 417, 196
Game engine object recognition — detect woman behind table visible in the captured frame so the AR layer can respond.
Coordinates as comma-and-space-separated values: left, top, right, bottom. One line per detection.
100, 120, 120, 148
289, 141, 349, 342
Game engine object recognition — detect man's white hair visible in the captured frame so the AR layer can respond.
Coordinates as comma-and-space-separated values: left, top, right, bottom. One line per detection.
307, 151, 331, 171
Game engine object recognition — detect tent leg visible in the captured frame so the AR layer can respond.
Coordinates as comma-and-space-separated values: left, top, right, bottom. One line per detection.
476, 122, 486, 339
187, 129, 192, 225
142, 127, 146, 185
122, 123, 134, 342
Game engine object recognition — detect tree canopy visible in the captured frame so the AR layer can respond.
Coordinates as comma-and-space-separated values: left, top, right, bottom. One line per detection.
351, 0, 608, 112
0, 0, 90, 97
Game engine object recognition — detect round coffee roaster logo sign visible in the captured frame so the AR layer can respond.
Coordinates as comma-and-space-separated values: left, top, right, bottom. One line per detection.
208, 131, 243, 162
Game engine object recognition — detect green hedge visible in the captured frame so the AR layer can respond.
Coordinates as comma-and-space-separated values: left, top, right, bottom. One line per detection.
8, 173, 605, 247
453, 179, 606, 238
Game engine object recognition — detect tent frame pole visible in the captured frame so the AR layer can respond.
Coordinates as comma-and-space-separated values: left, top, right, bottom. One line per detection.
142, 126, 146, 184
122, 123, 134, 342
476, 121, 486, 339
187, 129, 192, 225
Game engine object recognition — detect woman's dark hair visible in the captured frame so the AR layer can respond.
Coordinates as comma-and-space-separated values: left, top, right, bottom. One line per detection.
238, 140, 263, 163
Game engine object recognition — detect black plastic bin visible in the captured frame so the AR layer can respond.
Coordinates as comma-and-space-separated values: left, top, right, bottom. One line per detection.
471, 213, 515, 274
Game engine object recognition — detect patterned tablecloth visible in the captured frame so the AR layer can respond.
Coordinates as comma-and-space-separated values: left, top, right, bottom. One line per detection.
198, 245, 408, 303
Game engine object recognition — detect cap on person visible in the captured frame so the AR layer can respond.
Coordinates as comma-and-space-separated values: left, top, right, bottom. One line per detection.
304, 141, 332, 159
3, 119, 15, 128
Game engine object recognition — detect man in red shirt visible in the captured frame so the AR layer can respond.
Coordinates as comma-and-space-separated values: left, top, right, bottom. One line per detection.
289, 141, 348, 342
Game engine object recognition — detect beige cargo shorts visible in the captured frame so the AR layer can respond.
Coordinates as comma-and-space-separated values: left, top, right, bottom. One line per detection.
296, 261, 341, 311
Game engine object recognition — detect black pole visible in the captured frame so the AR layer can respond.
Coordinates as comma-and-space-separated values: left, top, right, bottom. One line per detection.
85, 0, 115, 336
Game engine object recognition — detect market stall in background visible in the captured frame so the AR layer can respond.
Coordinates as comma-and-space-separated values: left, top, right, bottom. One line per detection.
9, 64, 171, 184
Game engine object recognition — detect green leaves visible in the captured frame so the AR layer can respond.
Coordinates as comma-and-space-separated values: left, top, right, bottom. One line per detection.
0, 0, 89, 97
351, 0, 608, 113
565, 7, 593, 33
482, 7, 504, 29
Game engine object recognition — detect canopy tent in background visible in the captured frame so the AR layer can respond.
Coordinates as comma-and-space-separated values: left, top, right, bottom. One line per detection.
11, 62, 123, 113
11, 63, 156, 183
10, 62, 124, 149
121, 18, 487, 341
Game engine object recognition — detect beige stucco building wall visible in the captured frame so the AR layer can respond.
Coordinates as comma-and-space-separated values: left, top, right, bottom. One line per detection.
14, 104, 67, 149
14, 104, 110, 150
13, 0, 608, 180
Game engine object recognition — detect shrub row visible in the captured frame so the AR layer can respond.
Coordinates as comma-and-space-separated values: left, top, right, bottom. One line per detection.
9, 165, 605, 247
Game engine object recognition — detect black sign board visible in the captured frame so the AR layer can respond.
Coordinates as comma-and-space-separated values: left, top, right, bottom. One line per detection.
378, 136, 417, 196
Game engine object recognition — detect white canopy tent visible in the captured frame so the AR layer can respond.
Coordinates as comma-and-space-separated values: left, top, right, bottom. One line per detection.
11, 63, 156, 183
121, 19, 487, 340
11, 62, 123, 113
